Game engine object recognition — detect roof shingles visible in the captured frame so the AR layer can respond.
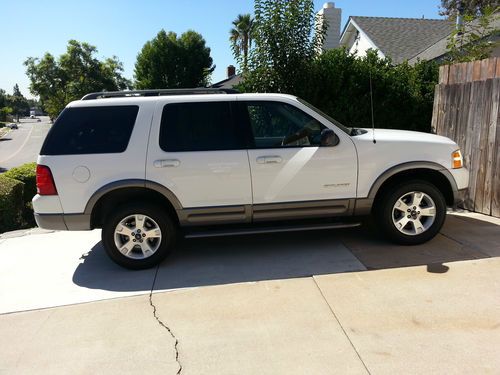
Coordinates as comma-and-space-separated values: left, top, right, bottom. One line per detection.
351, 16, 454, 64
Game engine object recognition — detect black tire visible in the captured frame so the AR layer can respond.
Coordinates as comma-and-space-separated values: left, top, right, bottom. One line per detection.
374, 180, 447, 245
102, 203, 177, 269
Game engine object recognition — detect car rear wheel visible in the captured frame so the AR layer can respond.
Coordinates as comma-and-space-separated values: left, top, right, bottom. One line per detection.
102, 203, 176, 269
375, 180, 446, 245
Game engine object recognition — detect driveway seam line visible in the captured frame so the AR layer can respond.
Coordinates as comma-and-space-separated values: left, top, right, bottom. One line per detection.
312, 276, 371, 375
149, 265, 182, 375
338, 236, 369, 270
439, 232, 491, 258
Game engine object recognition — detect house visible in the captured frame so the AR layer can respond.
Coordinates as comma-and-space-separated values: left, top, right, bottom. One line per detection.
340, 17, 454, 64
212, 3, 499, 89
339, 15, 500, 65
211, 65, 242, 89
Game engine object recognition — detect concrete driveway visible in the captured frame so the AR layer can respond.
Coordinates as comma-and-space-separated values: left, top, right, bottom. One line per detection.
0, 212, 499, 374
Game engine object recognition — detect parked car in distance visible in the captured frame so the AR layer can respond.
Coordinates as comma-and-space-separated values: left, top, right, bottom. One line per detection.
33, 89, 469, 269
8, 123, 18, 129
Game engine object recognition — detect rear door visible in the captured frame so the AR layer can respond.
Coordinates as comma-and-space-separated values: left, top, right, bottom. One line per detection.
146, 97, 252, 224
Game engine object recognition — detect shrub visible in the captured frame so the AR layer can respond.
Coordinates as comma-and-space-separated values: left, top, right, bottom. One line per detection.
0, 175, 25, 233
4, 162, 37, 202
242, 48, 439, 133
3, 162, 37, 227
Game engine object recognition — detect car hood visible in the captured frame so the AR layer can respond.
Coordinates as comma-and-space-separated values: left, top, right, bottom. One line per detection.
355, 128, 456, 146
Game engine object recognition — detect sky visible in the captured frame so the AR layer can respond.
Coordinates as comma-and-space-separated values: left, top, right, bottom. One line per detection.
0, 0, 444, 98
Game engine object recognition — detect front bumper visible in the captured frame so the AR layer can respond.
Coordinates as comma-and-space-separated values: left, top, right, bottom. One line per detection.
454, 188, 467, 209
449, 167, 469, 191
448, 167, 468, 208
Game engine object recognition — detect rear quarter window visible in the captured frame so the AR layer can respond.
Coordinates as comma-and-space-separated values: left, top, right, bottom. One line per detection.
40, 105, 139, 155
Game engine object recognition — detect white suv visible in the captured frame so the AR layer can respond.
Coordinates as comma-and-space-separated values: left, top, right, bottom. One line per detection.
33, 89, 469, 269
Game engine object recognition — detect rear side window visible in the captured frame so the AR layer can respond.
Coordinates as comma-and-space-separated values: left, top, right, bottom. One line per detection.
40, 106, 139, 155
159, 102, 244, 152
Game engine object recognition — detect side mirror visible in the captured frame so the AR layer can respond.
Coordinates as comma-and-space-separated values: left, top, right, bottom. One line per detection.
320, 129, 339, 147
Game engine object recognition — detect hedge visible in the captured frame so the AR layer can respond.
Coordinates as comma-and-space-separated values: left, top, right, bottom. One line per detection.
4, 162, 37, 203
3, 162, 37, 228
241, 48, 439, 133
0, 175, 25, 233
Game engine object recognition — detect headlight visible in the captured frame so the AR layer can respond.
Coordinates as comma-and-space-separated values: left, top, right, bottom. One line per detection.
452, 149, 463, 169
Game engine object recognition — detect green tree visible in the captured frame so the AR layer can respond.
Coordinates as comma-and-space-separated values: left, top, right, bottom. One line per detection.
0, 107, 12, 124
13, 84, 22, 97
9, 84, 30, 121
230, 14, 255, 72
242, 0, 325, 94
288, 48, 439, 133
134, 30, 214, 89
446, 6, 499, 62
0, 89, 6, 112
0, 86, 29, 123
0, 88, 12, 124
439, 0, 499, 16
24, 40, 131, 119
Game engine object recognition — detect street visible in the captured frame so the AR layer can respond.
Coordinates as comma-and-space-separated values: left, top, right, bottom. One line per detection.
0, 117, 51, 171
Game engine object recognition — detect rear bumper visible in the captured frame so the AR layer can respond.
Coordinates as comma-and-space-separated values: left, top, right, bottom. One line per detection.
34, 213, 91, 231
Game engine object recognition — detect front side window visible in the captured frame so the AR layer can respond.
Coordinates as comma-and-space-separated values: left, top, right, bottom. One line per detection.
159, 102, 244, 152
243, 101, 326, 148
41, 105, 139, 155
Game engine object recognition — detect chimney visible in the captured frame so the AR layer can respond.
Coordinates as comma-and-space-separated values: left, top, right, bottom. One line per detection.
317, 2, 342, 51
227, 65, 236, 78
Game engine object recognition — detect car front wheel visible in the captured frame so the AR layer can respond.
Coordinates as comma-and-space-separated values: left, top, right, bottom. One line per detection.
375, 180, 447, 245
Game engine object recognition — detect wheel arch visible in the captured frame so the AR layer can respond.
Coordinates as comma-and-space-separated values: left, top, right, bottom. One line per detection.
356, 162, 457, 215
85, 180, 182, 229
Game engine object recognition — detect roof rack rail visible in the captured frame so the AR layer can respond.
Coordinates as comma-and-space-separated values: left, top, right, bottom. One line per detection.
81, 88, 239, 100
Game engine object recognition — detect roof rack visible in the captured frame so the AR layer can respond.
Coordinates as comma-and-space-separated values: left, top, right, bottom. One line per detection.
81, 88, 239, 100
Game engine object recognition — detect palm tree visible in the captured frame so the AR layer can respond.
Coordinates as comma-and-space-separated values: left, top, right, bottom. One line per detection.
230, 14, 254, 72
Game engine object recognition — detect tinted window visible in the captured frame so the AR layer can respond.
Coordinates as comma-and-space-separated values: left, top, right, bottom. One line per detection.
244, 101, 326, 148
159, 102, 244, 152
297, 98, 351, 135
41, 106, 139, 155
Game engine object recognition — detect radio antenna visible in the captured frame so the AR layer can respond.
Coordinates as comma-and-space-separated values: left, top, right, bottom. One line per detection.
369, 70, 377, 144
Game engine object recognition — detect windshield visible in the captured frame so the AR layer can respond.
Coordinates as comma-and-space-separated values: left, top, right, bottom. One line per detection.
297, 98, 352, 135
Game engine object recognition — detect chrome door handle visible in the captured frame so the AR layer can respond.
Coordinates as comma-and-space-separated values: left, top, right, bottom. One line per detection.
256, 156, 282, 164
265, 156, 282, 164
256, 156, 267, 164
154, 159, 180, 168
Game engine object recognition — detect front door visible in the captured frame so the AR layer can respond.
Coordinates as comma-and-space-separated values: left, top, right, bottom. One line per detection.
241, 99, 358, 218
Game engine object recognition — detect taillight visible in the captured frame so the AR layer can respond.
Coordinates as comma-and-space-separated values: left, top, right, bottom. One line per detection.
36, 165, 58, 195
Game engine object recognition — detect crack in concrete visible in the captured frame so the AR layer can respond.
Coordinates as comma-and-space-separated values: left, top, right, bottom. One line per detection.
149, 266, 182, 375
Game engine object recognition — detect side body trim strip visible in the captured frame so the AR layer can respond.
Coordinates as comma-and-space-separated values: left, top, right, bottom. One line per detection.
252, 199, 353, 222
178, 199, 353, 226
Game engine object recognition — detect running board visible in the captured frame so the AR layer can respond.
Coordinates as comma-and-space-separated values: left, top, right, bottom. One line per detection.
184, 222, 361, 239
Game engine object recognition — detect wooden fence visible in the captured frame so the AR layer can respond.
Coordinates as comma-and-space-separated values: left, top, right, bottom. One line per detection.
432, 57, 500, 217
